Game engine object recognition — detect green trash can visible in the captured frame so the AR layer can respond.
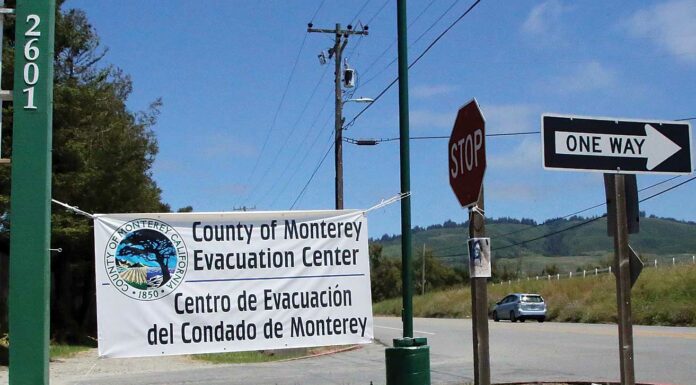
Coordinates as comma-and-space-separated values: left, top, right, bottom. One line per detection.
385, 337, 430, 385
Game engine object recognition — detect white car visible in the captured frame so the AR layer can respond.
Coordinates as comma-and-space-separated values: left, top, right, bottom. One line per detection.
492, 293, 546, 323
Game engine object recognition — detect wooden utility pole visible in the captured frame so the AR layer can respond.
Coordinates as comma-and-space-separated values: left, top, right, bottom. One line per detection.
307, 23, 367, 210
613, 174, 636, 385
469, 188, 490, 385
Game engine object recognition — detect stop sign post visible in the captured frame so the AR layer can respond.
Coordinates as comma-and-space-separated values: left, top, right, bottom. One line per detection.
449, 99, 486, 208
448, 98, 490, 385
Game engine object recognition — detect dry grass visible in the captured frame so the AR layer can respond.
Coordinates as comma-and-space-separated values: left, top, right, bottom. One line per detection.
374, 264, 696, 326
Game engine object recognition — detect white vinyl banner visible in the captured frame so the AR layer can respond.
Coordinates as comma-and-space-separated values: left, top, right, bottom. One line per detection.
94, 210, 373, 358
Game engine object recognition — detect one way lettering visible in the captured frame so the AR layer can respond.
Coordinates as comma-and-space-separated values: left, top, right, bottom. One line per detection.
554, 124, 681, 170
609, 136, 644, 155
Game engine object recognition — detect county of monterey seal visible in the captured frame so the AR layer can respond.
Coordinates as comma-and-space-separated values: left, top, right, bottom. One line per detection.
104, 218, 188, 301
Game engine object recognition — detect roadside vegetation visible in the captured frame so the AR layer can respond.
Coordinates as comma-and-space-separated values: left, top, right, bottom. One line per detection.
192, 351, 300, 364
49, 344, 93, 360
373, 264, 696, 326
192, 346, 355, 364
0, 337, 93, 364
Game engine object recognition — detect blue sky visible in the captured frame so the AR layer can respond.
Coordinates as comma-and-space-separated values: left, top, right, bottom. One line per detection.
68, 0, 696, 238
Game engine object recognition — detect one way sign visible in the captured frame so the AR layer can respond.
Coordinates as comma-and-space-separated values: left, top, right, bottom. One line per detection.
542, 114, 692, 174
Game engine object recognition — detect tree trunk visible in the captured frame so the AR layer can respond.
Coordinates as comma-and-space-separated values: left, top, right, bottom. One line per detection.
156, 256, 171, 286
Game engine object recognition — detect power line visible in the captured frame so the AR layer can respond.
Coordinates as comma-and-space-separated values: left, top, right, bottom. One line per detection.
270, 105, 334, 207
639, 174, 696, 203
344, 131, 540, 144
358, 0, 439, 87
350, 0, 373, 26
426, 174, 687, 255
310, 0, 327, 22
491, 175, 683, 240
251, 67, 331, 207
290, 140, 335, 210
366, 0, 391, 25
245, 1, 330, 205
247, 33, 309, 186
490, 175, 696, 252
361, 0, 464, 88
487, 175, 696, 252
265, 90, 333, 205
344, 0, 483, 129
491, 216, 605, 252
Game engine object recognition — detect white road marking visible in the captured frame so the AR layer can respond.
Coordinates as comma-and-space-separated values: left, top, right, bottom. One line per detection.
374, 325, 436, 335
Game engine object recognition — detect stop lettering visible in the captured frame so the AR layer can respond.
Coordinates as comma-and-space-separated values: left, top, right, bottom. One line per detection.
448, 99, 486, 208
449, 129, 483, 177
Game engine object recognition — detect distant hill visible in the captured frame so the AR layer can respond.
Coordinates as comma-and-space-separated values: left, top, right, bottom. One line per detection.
372, 215, 696, 274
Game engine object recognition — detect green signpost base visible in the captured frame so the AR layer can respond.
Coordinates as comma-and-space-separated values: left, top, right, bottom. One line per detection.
385, 337, 430, 385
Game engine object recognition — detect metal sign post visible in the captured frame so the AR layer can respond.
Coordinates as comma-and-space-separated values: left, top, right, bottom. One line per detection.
8, 1, 56, 384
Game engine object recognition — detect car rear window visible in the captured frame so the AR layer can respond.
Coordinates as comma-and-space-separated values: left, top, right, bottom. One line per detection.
521, 295, 543, 303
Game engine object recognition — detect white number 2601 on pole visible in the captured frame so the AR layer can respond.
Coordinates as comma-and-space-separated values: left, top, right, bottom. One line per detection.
22, 14, 41, 110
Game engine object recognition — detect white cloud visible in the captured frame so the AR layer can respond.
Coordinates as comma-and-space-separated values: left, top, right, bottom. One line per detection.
521, 0, 569, 37
412, 84, 457, 99
482, 104, 538, 134
488, 137, 541, 171
625, 0, 696, 63
544, 61, 617, 94
411, 104, 540, 134
410, 109, 455, 130
487, 181, 537, 201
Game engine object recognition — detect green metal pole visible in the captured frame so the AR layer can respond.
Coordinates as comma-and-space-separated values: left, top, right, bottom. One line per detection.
385, 1, 431, 383
397, 0, 413, 340
9, 1, 55, 384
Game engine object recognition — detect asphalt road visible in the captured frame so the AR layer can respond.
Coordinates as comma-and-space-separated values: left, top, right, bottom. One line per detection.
24, 317, 696, 385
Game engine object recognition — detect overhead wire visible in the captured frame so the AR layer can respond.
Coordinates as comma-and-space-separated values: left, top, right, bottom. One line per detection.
344, 0, 483, 130
345, 0, 390, 76
366, 0, 391, 26
290, 139, 336, 210
428, 174, 684, 255
350, 0, 373, 26
264, 1, 378, 209
270, 97, 335, 207
429, 174, 696, 257
344, 131, 540, 144
252, 67, 331, 206
246, 33, 309, 187
492, 174, 696, 252
361, 0, 463, 88
244, 1, 327, 205
310, 0, 327, 22
358, 0, 438, 87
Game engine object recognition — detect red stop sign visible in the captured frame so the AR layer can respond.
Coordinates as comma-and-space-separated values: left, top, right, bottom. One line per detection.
449, 99, 486, 208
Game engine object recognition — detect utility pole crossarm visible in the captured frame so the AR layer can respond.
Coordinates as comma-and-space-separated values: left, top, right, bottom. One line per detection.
307, 27, 368, 36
